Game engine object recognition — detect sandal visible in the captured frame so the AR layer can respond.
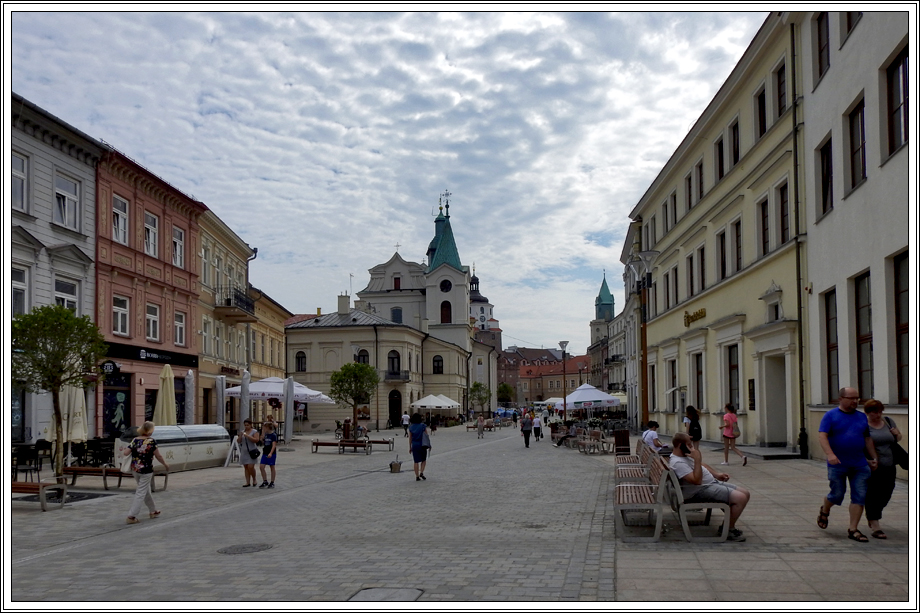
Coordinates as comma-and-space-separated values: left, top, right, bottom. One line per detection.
126, 517, 140, 525
817, 508, 829, 529
847, 529, 869, 542
871, 530, 887, 540
149, 511, 161, 519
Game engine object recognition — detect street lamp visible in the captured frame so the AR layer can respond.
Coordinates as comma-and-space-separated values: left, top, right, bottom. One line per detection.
627, 250, 659, 430
559, 341, 569, 421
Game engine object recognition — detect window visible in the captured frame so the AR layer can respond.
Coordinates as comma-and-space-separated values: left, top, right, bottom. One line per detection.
759, 199, 770, 256
820, 139, 834, 214
12, 267, 28, 316
172, 227, 185, 268
686, 253, 695, 297
887, 47, 908, 155
663, 271, 670, 310
357, 349, 369, 364
113, 196, 129, 245
12, 152, 27, 211
260, 333, 265, 363
855, 272, 873, 400
175, 311, 186, 346
775, 62, 786, 117
685, 174, 693, 211
717, 232, 727, 281
715, 137, 725, 181
669, 193, 677, 226
215, 323, 222, 359
671, 267, 679, 307
733, 221, 743, 273
440, 301, 452, 324
848, 100, 866, 188
649, 216, 657, 247
113, 296, 130, 336
648, 364, 657, 413
54, 174, 79, 230
203, 319, 211, 355
202, 245, 211, 286
698, 246, 706, 292
146, 304, 160, 341
433, 355, 444, 374
894, 252, 909, 403
387, 350, 401, 374
756, 88, 767, 138
727, 344, 740, 409
54, 279, 78, 313
693, 353, 704, 409
662, 201, 669, 233
824, 290, 839, 403
695, 161, 704, 201
667, 359, 678, 412
295, 351, 306, 372
144, 212, 159, 257
778, 183, 790, 244
393, 276, 401, 290
817, 12, 830, 78
730, 121, 740, 166
391, 307, 402, 324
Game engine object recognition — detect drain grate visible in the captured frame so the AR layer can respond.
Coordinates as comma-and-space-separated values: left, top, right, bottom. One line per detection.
14, 492, 115, 504
218, 544, 274, 555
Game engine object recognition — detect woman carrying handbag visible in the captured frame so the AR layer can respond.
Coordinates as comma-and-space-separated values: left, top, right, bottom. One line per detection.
123, 421, 169, 524
238, 419, 261, 487
864, 400, 903, 539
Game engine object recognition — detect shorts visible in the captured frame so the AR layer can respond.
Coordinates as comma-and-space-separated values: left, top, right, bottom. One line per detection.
411, 446, 428, 464
826, 464, 871, 506
686, 481, 738, 504
260, 452, 276, 466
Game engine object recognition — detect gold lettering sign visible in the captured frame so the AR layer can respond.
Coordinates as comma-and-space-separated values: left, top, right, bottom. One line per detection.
684, 308, 707, 327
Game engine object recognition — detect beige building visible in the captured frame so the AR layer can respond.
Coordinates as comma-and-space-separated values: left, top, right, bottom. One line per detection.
196, 211, 256, 428
627, 12, 807, 451
248, 285, 293, 423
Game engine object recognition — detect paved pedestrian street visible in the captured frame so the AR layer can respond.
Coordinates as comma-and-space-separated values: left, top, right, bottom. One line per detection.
8, 425, 913, 606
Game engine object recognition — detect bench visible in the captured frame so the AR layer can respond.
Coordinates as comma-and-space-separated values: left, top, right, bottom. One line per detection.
666, 467, 729, 543
614, 455, 670, 542
466, 423, 479, 432
312, 440, 340, 453
367, 438, 394, 451
11, 479, 68, 511
62, 465, 168, 491
577, 430, 607, 454
615, 444, 657, 484
339, 440, 372, 455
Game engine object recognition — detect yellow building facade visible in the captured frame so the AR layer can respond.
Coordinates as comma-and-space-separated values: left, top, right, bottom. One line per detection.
248, 285, 293, 424
629, 13, 808, 451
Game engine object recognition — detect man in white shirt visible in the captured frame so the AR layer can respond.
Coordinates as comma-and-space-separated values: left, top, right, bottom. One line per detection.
642, 421, 670, 454
669, 432, 751, 541
401, 412, 410, 437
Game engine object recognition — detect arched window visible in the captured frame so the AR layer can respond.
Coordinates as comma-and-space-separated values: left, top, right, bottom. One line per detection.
295, 351, 306, 372
388, 350, 401, 374
433, 355, 444, 374
357, 349, 369, 364
440, 300, 451, 324
390, 307, 402, 324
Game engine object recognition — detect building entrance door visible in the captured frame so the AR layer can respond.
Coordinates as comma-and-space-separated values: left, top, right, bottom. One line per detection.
388, 390, 402, 428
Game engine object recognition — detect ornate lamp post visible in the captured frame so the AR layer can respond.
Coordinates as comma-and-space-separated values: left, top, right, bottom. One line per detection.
559, 341, 569, 420
627, 250, 659, 430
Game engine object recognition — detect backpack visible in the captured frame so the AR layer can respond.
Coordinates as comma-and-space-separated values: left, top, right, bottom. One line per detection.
689, 420, 702, 442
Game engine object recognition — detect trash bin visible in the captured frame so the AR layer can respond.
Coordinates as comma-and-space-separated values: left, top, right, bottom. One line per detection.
389, 457, 402, 473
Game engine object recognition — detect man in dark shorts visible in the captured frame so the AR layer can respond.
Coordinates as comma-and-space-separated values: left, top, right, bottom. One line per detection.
669, 432, 750, 541
259, 422, 278, 489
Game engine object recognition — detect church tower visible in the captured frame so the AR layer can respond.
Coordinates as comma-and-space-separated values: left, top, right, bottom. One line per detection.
590, 273, 615, 345
424, 192, 472, 351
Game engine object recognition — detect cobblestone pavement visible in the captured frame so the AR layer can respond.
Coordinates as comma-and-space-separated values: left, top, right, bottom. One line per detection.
8, 425, 913, 605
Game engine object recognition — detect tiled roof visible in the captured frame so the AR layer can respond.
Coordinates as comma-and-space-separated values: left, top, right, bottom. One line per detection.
286, 309, 406, 329
284, 314, 319, 326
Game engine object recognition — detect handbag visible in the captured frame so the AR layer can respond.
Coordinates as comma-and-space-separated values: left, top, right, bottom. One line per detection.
421, 430, 432, 450
885, 417, 909, 470
731, 421, 741, 438
120, 451, 134, 474
249, 448, 261, 460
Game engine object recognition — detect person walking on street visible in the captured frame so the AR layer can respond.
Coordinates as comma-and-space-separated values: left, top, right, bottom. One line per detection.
401, 411, 410, 437
521, 412, 533, 448
259, 421, 278, 489
533, 414, 543, 442
864, 399, 901, 539
477, 414, 485, 439
238, 419, 261, 487
408, 413, 430, 481
123, 421, 169, 524
684, 405, 702, 442
816, 387, 879, 542
721, 404, 747, 466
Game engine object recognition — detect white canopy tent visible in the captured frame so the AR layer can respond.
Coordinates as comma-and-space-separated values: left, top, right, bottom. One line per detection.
411, 394, 449, 410
436, 395, 460, 408
226, 377, 332, 403
562, 384, 621, 418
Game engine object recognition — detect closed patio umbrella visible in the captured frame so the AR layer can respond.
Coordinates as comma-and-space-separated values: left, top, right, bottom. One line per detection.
184, 369, 196, 425
52, 385, 88, 467
283, 377, 295, 444
239, 370, 251, 427
153, 364, 177, 426
215, 375, 226, 428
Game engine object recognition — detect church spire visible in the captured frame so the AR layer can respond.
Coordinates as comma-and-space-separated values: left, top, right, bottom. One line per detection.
595, 272, 615, 322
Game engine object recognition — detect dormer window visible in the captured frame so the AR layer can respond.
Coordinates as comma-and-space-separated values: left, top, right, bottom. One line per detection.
393, 276, 401, 290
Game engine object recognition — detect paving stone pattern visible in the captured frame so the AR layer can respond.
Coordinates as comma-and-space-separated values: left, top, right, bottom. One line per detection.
9, 425, 912, 604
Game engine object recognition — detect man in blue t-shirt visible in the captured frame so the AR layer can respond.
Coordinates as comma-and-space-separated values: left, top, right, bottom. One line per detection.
817, 387, 878, 542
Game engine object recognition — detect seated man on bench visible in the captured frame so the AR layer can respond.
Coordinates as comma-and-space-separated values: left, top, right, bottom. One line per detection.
669, 432, 751, 542
552, 423, 578, 448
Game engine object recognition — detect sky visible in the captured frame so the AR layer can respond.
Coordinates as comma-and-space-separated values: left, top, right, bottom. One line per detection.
8, 9, 768, 355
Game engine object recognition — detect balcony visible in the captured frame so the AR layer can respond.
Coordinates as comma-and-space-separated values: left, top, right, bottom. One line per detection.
607, 382, 625, 392
213, 285, 257, 323
385, 370, 410, 381
609, 354, 625, 363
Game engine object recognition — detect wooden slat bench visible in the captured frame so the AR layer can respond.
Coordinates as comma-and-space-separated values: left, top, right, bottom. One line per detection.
12, 479, 68, 511
367, 437, 394, 451
62, 465, 168, 491
312, 440, 339, 453
614, 455, 670, 542
666, 467, 729, 542
339, 440, 372, 454
615, 444, 656, 484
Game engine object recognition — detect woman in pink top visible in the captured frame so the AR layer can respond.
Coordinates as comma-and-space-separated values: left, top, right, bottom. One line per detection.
721, 404, 747, 466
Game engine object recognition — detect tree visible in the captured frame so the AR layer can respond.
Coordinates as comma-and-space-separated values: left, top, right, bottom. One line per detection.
328, 362, 380, 440
497, 382, 515, 405
470, 381, 492, 416
12, 305, 108, 477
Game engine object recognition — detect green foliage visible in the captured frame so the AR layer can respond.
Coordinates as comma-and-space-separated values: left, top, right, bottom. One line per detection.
497, 382, 515, 403
328, 362, 380, 411
12, 305, 108, 476
470, 381, 491, 411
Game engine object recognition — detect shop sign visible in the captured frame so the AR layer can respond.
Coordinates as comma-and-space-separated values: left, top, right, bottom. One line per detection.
683, 308, 707, 328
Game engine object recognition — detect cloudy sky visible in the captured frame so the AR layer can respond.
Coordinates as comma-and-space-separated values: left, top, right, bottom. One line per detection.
9, 9, 768, 354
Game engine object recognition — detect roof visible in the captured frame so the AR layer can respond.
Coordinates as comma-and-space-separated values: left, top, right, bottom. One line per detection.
286, 309, 410, 330
596, 275, 614, 305
285, 314, 319, 326
427, 210, 463, 273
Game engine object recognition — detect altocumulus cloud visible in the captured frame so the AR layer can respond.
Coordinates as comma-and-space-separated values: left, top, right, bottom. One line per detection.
11, 10, 766, 352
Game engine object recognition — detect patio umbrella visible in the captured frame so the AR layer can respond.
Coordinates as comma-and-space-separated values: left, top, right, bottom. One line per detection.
283, 377, 294, 444
239, 370, 251, 426
52, 385, 88, 467
153, 364, 177, 426
184, 370, 196, 425
436, 394, 460, 408
226, 377, 331, 403
215, 375, 226, 428
563, 383, 620, 419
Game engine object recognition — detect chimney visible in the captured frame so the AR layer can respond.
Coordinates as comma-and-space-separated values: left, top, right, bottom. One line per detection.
316, 307, 322, 315
338, 294, 350, 315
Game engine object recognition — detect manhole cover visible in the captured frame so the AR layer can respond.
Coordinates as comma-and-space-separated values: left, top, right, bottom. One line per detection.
523, 523, 547, 529
349, 588, 422, 601
15, 492, 115, 504
218, 544, 273, 555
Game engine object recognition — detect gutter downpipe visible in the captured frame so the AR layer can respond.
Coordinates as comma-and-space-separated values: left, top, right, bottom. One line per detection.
791, 22, 809, 458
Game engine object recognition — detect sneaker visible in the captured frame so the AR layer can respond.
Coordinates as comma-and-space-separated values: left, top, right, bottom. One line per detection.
720, 462, 730, 465
259, 481, 269, 489
420, 474, 426, 480
268, 483, 275, 488
743, 456, 748, 466
725, 528, 745, 542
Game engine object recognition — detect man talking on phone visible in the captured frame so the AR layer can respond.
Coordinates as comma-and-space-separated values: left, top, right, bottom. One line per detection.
670, 432, 751, 542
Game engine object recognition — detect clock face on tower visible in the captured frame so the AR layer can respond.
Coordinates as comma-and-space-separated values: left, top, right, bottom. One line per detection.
440, 280, 452, 292
479, 315, 486, 322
